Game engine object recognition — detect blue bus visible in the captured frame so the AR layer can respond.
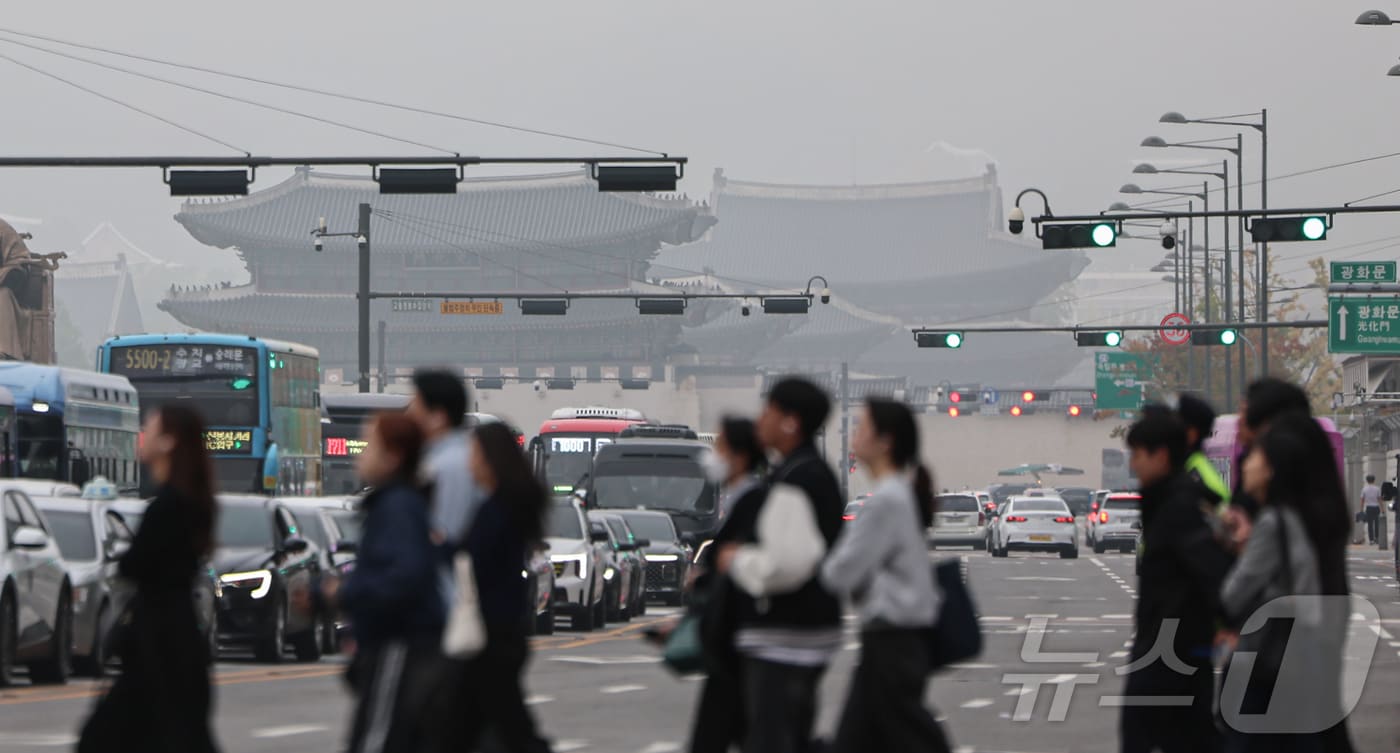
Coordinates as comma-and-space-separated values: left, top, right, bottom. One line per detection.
98, 334, 322, 495
0, 363, 140, 487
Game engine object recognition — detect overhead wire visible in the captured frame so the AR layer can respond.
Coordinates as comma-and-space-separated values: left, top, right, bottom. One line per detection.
0, 50, 246, 154
0, 34, 458, 155
0, 26, 665, 157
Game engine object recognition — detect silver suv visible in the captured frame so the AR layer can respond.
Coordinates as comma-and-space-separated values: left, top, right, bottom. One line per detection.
931, 493, 987, 550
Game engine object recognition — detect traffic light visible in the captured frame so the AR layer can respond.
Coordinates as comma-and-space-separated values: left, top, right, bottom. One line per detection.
1042, 222, 1117, 250
1075, 330, 1123, 347
1191, 328, 1239, 346
1009, 405, 1023, 417
1250, 216, 1327, 243
1067, 404, 1083, 418
949, 391, 962, 404
916, 331, 964, 349
1021, 391, 1036, 403
947, 406, 961, 418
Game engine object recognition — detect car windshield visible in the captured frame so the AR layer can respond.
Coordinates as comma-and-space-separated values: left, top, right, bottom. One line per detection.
43, 509, 97, 561
329, 511, 361, 543
1012, 500, 1070, 513
291, 510, 329, 549
217, 505, 273, 549
547, 504, 584, 539
543, 452, 594, 491
591, 459, 714, 513
843, 502, 863, 514
619, 513, 675, 541
1104, 497, 1141, 510
937, 495, 979, 512
1059, 488, 1093, 507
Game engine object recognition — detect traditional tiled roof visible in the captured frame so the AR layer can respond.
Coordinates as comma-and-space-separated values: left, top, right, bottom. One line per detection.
649, 167, 1088, 301
176, 168, 715, 253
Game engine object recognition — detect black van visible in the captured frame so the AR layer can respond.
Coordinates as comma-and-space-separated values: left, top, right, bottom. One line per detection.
586, 436, 720, 547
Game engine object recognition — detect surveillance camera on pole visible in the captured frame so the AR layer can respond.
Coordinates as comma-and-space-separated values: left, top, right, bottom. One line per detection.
1008, 207, 1025, 235
1159, 221, 1177, 250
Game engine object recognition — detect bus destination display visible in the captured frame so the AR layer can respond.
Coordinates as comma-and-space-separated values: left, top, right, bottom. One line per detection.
325, 437, 368, 456
205, 429, 253, 453
111, 345, 258, 377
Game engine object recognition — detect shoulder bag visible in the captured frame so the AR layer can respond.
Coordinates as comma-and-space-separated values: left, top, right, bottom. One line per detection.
926, 558, 982, 671
441, 551, 486, 659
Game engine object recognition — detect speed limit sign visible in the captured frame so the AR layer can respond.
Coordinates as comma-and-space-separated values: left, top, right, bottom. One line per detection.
1160, 312, 1191, 345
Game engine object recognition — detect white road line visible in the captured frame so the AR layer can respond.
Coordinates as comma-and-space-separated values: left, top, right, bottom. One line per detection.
1066, 617, 1096, 622
1090, 557, 1106, 567
1103, 614, 1132, 619
947, 662, 998, 669
637, 743, 681, 753
1110, 651, 1129, 658
1082, 661, 1107, 668
526, 694, 555, 705
960, 698, 995, 709
251, 725, 329, 739
550, 655, 662, 665
979, 616, 1015, 621
0, 734, 77, 747
1005, 686, 1036, 696
1024, 613, 1060, 619
601, 684, 647, 694
1389, 641, 1400, 648
555, 741, 591, 752
844, 642, 861, 650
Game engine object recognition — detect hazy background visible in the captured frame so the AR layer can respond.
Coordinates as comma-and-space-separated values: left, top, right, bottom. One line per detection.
3, 0, 1399, 333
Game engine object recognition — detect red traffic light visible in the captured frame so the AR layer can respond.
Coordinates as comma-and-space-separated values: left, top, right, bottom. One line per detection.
1021, 391, 1036, 403
948, 407, 960, 418
1010, 405, 1023, 417
950, 391, 962, 404
1068, 405, 1082, 417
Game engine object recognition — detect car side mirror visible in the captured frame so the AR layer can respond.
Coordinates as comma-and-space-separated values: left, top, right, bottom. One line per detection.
334, 539, 357, 554
282, 536, 310, 554
633, 538, 651, 549
11, 525, 48, 549
106, 537, 132, 560
590, 530, 610, 544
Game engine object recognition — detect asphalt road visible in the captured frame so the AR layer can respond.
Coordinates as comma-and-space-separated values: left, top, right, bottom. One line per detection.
1, 540, 1396, 753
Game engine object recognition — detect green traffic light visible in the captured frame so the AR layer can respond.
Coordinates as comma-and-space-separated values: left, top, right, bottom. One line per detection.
1104, 331, 1123, 347
1219, 329, 1238, 346
945, 332, 963, 349
1301, 217, 1326, 241
1091, 223, 1116, 247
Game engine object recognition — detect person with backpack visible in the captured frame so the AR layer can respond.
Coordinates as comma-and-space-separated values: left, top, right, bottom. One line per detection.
820, 397, 950, 753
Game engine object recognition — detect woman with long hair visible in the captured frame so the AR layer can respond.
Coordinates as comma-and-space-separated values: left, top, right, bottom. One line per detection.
1222, 412, 1353, 753
79, 405, 220, 753
440, 421, 552, 752
326, 412, 443, 753
820, 397, 949, 753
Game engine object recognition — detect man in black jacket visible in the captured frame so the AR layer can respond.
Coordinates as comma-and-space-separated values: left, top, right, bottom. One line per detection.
716, 378, 844, 753
1121, 408, 1234, 753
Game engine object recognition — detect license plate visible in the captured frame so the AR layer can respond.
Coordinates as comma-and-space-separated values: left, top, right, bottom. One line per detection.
1029, 534, 1052, 542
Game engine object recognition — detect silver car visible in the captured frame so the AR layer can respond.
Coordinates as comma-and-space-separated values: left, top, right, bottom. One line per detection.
32, 497, 135, 677
0, 486, 73, 684
1089, 493, 1142, 554
989, 496, 1079, 559
931, 493, 986, 550
546, 498, 608, 632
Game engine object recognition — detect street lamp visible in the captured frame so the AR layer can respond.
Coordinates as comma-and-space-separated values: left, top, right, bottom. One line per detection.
1356, 10, 1400, 24
1159, 108, 1268, 375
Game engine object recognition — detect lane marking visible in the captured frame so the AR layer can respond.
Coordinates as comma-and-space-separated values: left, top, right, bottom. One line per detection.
1103, 614, 1132, 619
960, 698, 995, 709
550, 655, 662, 665
526, 694, 555, 705
555, 741, 591, 752
600, 684, 647, 695
251, 725, 329, 739
947, 662, 998, 669
0, 733, 76, 746
1111, 651, 1129, 658
637, 744, 681, 753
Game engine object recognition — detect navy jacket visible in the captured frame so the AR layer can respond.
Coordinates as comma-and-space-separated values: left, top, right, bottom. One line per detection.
338, 481, 444, 645
462, 493, 530, 630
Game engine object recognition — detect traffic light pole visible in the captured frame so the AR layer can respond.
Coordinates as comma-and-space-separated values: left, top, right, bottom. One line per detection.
358, 203, 372, 394
1259, 109, 1270, 377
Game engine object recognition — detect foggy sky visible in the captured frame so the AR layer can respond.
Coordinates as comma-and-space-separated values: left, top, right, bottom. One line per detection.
4, 0, 1399, 311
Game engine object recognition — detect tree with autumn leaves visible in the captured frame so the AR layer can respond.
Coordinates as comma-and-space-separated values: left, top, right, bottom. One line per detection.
1121, 251, 1340, 414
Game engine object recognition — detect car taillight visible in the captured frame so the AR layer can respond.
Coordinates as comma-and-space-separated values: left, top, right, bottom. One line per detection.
1099, 511, 1109, 524
978, 512, 986, 526
1054, 516, 1074, 524
1006, 515, 1028, 522
842, 514, 855, 521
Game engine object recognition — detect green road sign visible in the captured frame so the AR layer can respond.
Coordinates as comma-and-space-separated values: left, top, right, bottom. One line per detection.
1329, 296, 1400, 354
1330, 261, 1397, 284
1095, 352, 1149, 410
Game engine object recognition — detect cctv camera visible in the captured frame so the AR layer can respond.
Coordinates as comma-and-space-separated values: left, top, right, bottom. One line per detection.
820, 287, 831, 304
1159, 221, 1177, 250
533, 380, 545, 392
313, 237, 323, 252
1008, 207, 1026, 235
741, 304, 750, 317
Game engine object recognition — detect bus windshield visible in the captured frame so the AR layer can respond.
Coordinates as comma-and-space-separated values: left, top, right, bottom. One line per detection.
128, 377, 259, 426
591, 459, 715, 513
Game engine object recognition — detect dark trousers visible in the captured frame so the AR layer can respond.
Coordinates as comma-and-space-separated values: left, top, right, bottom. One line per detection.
347, 638, 441, 753
831, 628, 951, 753
741, 658, 824, 753
689, 662, 744, 753
1120, 666, 1221, 753
1364, 506, 1380, 543
435, 629, 551, 753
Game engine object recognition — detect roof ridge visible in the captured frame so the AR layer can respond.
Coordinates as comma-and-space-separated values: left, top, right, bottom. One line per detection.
714, 170, 996, 201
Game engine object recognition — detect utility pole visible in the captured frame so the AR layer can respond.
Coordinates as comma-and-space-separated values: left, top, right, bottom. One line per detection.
357, 203, 372, 394
839, 361, 850, 501
376, 320, 387, 394
1258, 109, 1270, 376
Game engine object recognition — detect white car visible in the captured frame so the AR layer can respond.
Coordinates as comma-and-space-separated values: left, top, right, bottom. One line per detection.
989, 496, 1079, 559
0, 486, 73, 684
930, 493, 986, 550
546, 498, 608, 632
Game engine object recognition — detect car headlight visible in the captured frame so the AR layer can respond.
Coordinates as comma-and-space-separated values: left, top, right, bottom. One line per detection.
72, 584, 91, 610
645, 553, 679, 562
220, 570, 273, 599
692, 539, 714, 565
550, 553, 587, 580
603, 566, 616, 581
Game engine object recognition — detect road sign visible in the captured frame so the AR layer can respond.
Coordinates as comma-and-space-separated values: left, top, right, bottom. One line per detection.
391, 298, 434, 313
1160, 312, 1191, 345
1329, 296, 1400, 354
1330, 261, 1397, 284
1095, 352, 1149, 410
440, 301, 504, 315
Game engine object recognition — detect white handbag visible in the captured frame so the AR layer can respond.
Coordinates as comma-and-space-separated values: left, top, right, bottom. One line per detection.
441, 552, 487, 659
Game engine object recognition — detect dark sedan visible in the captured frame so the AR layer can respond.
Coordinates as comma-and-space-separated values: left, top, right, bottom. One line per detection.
283, 499, 358, 654
214, 496, 325, 663
617, 510, 689, 606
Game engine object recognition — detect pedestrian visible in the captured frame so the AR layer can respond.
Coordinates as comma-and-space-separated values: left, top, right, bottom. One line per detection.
1220, 412, 1353, 753
686, 416, 768, 753
321, 413, 444, 753
407, 368, 481, 549
1175, 393, 1229, 509
1120, 407, 1234, 753
437, 422, 552, 753
78, 405, 220, 753
713, 377, 844, 753
1231, 379, 1311, 520
821, 398, 950, 753
1360, 474, 1382, 545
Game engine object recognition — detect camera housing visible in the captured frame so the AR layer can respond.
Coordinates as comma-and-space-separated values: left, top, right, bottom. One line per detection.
313, 237, 323, 252
1008, 207, 1025, 235
1159, 221, 1177, 250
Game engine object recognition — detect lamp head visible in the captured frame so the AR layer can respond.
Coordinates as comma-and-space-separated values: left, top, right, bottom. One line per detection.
1119, 184, 1144, 195
1141, 136, 1169, 148
1107, 202, 1133, 212
1133, 163, 1159, 174
1159, 111, 1189, 124
1357, 10, 1394, 24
